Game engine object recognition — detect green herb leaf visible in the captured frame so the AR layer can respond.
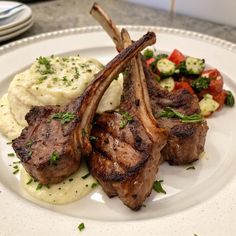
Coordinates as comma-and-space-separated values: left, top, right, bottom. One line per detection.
49, 151, 59, 166
225, 90, 235, 107
13, 169, 19, 175
6, 141, 12, 145
119, 111, 134, 129
143, 49, 154, 59
37, 56, 53, 74
13, 161, 20, 164
191, 77, 210, 93
159, 107, 203, 123
78, 223, 85, 232
36, 183, 43, 190
186, 166, 196, 170
153, 180, 166, 194
52, 112, 76, 124
74, 67, 80, 79
81, 173, 90, 179
8, 153, 15, 157
91, 182, 98, 189
26, 178, 33, 185
178, 60, 187, 74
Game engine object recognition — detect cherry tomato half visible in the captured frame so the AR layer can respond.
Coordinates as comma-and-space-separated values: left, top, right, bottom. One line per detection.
168, 49, 185, 65
174, 81, 195, 95
146, 57, 155, 67
213, 90, 227, 110
200, 69, 224, 97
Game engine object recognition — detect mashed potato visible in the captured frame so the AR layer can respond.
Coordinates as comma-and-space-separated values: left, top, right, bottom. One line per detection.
0, 55, 123, 140
21, 161, 97, 204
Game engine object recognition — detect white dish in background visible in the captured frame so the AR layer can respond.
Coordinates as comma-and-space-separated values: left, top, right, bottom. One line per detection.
0, 16, 33, 36
0, 26, 236, 235
0, 1, 32, 31
0, 20, 33, 42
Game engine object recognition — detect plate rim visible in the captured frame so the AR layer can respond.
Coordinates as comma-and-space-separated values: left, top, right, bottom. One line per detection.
1, 25, 236, 235
0, 25, 236, 55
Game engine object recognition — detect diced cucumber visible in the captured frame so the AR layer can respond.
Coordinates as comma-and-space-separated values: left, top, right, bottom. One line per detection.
199, 94, 219, 117
159, 77, 175, 92
185, 57, 205, 75
156, 58, 175, 77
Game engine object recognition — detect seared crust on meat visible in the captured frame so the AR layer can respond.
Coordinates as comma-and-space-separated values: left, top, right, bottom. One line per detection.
143, 61, 208, 165
12, 32, 156, 185
88, 111, 163, 210
12, 105, 81, 184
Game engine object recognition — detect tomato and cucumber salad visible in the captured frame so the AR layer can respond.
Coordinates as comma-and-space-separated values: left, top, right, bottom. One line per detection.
143, 48, 235, 117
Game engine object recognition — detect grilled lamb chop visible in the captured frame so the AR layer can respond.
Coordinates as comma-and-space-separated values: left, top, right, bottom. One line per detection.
88, 29, 167, 210
12, 32, 156, 184
143, 66, 208, 165
90, 3, 208, 165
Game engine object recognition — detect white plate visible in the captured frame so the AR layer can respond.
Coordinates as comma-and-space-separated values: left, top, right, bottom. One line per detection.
0, 26, 236, 235
0, 19, 33, 42
0, 1, 32, 31
0, 16, 33, 36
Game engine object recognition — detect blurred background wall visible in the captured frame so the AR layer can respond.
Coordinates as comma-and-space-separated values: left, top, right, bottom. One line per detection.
124, 0, 236, 27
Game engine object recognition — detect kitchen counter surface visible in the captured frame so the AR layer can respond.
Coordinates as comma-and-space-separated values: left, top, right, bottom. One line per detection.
1, 0, 236, 45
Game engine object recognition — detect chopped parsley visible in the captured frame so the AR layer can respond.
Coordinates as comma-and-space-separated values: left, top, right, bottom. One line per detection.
186, 166, 196, 170
36, 183, 43, 190
13, 169, 19, 175
153, 180, 166, 194
13, 161, 20, 164
62, 76, 72, 87
69, 178, 73, 182
159, 107, 203, 123
12, 163, 20, 175
119, 111, 134, 129
49, 152, 60, 166
37, 56, 53, 74
91, 182, 98, 189
191, 77, 210, 93
8, 153, 15, 157
81, 173, 90, 179
143, 49, 154, 59
52, 112, 76, 124
225, 90, 235, 107
78, 223, 85, 232
26, 178, 33, 185
6, 141, 12, 145
74, 67, 80, 79
36, 76, 47, 84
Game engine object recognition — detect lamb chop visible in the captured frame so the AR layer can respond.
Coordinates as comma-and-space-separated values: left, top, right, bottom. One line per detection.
12, 32, 156, 185
90, 3, 208, 165
88, 29, 167, 210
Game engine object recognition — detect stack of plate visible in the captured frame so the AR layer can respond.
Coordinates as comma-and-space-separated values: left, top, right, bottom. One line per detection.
0, 1, 33, 43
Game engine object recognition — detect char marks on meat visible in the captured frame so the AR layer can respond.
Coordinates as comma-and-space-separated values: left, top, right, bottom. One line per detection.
12, 32, 156, 184
143, 65, 208, 165
88, 14, 167, 209
90, 2, 208, 166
